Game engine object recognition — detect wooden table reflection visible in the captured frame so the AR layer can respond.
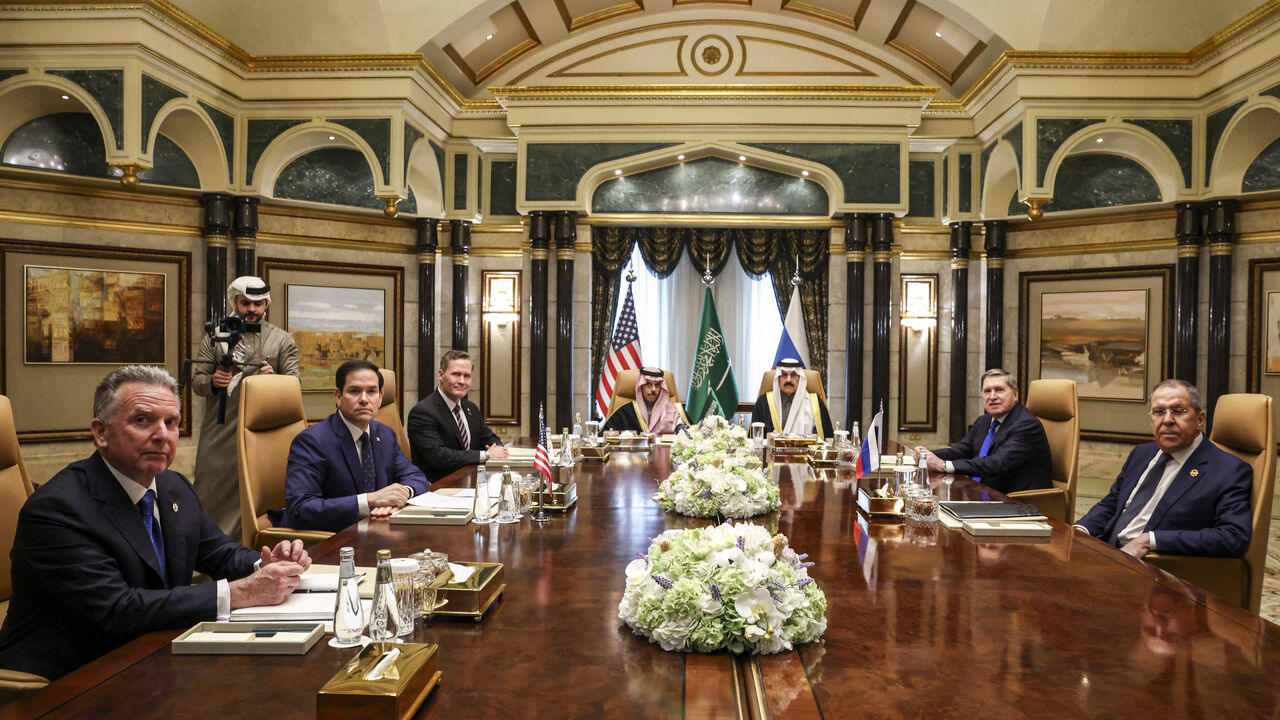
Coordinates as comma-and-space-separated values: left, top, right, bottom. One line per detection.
6, 449, 1280, 719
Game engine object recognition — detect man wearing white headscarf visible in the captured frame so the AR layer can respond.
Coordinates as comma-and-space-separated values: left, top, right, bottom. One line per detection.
192, 276, 299, 540
603, 367, 689, 435
751, 358, 833, 439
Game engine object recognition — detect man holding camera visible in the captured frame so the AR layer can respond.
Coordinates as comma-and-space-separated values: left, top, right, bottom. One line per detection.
192, 276, 298, 540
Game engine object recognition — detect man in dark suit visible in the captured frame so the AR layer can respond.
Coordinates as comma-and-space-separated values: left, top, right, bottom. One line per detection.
407, 350, 507, 481
1074, 379, 1252, 559
914, 368, 1053, 494
0, 366, 308, 681
284, 359, 430, 532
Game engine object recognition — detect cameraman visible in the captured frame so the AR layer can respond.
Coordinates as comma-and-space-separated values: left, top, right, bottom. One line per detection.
192, 276, 299, 540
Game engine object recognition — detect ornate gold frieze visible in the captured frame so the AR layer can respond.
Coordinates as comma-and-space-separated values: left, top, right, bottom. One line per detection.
488, 83, 940, 103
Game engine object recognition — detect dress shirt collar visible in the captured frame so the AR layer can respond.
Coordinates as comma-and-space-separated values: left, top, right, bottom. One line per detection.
1163, 433, 1202, 467
338, 412, 369, 446
100, 453, 157, 504
438, 386, 462, 413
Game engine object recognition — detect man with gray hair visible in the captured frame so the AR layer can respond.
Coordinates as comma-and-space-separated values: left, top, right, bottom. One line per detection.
0, 366, 309, 681
914, 368, 1053, 494
192, 275, 298, 540
1073, 379, 1252, 559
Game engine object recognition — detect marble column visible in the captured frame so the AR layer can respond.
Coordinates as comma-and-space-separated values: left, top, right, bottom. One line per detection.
416, 219, 439, 397
529, 212, 551, 433
450, 220, 471, 351
555, 211, 577, 430
844, 214, 868, 431
1173, 203, 1202, 384
871, 213, 893, 423
1205, 199, 1237, 422
201, 193, 232, 322
949, 221, 973, 442
232, 196, 259, 278
983, 220, 1007, 372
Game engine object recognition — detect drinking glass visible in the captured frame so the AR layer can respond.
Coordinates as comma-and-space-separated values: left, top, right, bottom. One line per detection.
913, 490, 939, 523
409, 551, 438, 619
584, 420, 600, 444
518, 474, 537, 516
750, 422, 765, 448
389, 558, 418, 636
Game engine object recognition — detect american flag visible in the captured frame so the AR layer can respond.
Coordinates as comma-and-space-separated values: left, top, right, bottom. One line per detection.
534, 404, 552, 491
595, 284, 642, 417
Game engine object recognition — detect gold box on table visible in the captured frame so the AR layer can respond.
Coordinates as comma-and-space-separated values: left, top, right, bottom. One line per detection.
317, 642, 441, 720
578, 445, 610, 463
538, 480, 578, 511
435, 562, 506, 622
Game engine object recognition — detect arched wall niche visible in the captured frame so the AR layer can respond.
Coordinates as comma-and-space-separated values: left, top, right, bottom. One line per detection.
405, 138, 445, 217
148, 100, 231, 191
252, 122, 385, 198
1042, 122, 1181, 203
980, 140, 1019, 218
1211, 100, 1280, 196
0, 75, 117, 163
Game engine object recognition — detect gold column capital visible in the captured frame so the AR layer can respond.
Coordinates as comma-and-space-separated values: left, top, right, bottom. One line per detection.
556, 248, 576, 260
1208, 242, 1233, 256
453, 254, 470, 266
204, 234, 228, 248
873, 250, 893, 263
986, 257, 1004, 269
236, 237, 256, 250
531, 249, 549, 261
1177, 245, 1200, 258
846, 250, 866, 262
418, 252, 436, 264
951, 258, 970, 269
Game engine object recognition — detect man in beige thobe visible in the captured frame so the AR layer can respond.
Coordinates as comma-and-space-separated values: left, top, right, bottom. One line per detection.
192, 276, 298, 541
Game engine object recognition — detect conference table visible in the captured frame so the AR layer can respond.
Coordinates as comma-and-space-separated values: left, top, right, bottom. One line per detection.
6, 447, 1280, 719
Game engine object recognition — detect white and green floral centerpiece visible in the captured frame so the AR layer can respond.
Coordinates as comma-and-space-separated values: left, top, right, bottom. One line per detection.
670, 414, 752, 466
654, 453, 778, 518
618, 523, 828, 654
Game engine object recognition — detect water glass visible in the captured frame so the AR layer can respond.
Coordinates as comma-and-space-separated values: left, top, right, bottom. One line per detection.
750, 422, 765, 448
408, 552, 438, 619
389, 558, 418, 636
518, 474, 537, 516
584, 420, 600, 444
912, 491, 940, 523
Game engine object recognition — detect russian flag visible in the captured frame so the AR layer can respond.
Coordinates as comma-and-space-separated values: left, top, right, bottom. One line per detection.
854, 411, 883, 479
772, 285, 811, 368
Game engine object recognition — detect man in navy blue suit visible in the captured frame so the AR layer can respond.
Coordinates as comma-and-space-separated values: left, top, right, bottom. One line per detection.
285, 359, 430, 532
1074, 379, 1252, 559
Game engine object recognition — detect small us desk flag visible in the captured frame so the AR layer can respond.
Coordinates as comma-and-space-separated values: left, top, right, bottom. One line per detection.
685, 287, 738, 422
595, 284, 642, 418
772, 285, 811, 368
854, 410, 884, 479
534, 405, 552, 492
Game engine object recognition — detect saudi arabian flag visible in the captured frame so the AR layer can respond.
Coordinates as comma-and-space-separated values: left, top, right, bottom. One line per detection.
685, 287, 739, 422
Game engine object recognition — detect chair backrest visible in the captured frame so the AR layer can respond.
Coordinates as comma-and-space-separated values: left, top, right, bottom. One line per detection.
757, 369, 827, 404
1208, 392, 1276, 614
374, 369, 411, 461
237, 374, 308, 547
1025, 378, 1079, 506
0, 395, 34, 603
607, 369, 683, 419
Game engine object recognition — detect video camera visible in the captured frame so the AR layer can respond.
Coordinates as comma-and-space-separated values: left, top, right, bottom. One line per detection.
180, 314, 264, 424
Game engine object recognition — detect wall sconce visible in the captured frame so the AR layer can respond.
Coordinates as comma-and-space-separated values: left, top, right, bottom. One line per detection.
900, 276, 937, 331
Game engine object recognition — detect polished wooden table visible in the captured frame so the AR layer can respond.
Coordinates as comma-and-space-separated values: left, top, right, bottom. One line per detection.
6, 449, 1280, 719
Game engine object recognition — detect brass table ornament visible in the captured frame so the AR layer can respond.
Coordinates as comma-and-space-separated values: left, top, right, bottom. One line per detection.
317, 642, 440, 720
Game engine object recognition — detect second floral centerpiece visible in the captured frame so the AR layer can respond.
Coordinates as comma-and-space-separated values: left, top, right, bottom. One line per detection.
655, 453, 778, 518
670, 414, 753, 466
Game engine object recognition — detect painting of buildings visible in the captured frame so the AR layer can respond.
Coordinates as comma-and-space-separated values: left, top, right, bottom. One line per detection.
1039, 289, 1148, 400
25, 266, 165, 363
286, 285, 387, 390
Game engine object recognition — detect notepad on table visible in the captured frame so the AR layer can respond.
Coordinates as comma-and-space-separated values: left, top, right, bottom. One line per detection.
940, 501, 1046, 521
961, 519, 1053, 537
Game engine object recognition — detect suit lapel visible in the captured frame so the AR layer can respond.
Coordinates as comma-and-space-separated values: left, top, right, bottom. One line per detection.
88, 455, 167, 584
155, 476, 187, 588
1147, 440, 1210, 529
986, 406, 1018, 453
330, 413, 364, 492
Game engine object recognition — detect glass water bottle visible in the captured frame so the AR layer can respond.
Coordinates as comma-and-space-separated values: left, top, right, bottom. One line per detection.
331, 546, 364, 648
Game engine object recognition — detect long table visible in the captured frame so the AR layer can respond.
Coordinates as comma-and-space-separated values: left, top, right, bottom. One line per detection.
5, 448, 1280, 719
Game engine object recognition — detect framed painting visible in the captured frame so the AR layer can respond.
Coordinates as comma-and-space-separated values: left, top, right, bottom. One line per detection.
1, 239, 191, 441
258, 258, 403, 421
1245, 258, 1280, 448
1019, 265, 1172, 442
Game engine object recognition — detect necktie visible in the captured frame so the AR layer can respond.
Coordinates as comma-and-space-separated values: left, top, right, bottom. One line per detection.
1109, 452, 1172, 545
972, 419, 1001, 483
359, 432, 377, 493
454, 404, 471, 449
138, 489, 167, 577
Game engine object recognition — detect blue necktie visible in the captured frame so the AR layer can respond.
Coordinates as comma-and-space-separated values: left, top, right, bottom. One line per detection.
359, 432, 377, 492
1108, 452, 1172, 546
138, 489, 166, 577
972, 419, 1001, 483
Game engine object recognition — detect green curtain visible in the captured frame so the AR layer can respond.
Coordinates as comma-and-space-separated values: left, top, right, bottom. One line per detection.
588, 226, 638, 419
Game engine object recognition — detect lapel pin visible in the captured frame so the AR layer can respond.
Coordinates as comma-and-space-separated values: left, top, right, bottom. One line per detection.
1189, 469, 1200, 478
172, 501, 179, 512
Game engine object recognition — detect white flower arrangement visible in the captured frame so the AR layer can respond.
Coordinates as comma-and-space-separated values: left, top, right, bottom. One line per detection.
618, 523, 828, 654
654, 453, 779, 518
670, 415, 752, 466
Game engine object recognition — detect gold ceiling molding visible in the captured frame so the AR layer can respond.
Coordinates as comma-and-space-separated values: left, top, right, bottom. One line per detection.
489, 83, 940, 103
583, 212, 838, 228
780, 0, 868, 33
557, 0, 645, 34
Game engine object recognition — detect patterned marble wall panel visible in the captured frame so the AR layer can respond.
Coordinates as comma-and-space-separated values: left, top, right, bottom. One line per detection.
942, 156, 949, 217
137, 134, 198, 188
0, 69, 24, 84
1205, 100, 1246, 185
1263, 82, 1280, 102
273, 147, 381, 210
1126, 118, 1193, 188
403, 123, 423, 183
400, 187, 418, 215
1243, 136, 1280, 192
1003, 122, 1023, 172
333, 118, 391, 183
1035, 118, 1104, 185
1046, 153, 1161, 212
46, 69, 123, 149
591, 157, 827, 214
2, 112, 113, 178
140, 74, 184, 150
490, 160, 518, 216
524, 142, 676, 202
958, 154, 972, 213
452, 152, 468, 210
245, 118, 307, 185
197, 101, 235, 183
907, 160, 935, 218
745, 142, 900, 204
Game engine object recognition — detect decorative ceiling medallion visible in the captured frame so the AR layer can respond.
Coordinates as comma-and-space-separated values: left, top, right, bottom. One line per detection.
690, 35, 733, 77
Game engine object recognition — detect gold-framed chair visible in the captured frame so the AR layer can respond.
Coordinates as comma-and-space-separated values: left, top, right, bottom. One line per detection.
237, 375, 332, 550
756, 368, 827, 402
374, 368, 411, 462
1145, 393, 1276, 614
0, 394, 49, 696
605, 369, 689, 425
1008, 379, 1079, 523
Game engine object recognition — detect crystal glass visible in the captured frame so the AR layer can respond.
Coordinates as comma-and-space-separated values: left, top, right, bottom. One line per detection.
428, 551, 450, 579
409, 552, 438, 619
892, 465, 917, 498
584, 420, 600, 444
517, 474, 537, 516
389, 558, 417, 636
901, 484, 922, 521
750, 422, 765, 448
912, 490, 939, 523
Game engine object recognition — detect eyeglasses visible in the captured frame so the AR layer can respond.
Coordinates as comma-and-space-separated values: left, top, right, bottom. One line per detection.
1148, 407, 1192, 419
